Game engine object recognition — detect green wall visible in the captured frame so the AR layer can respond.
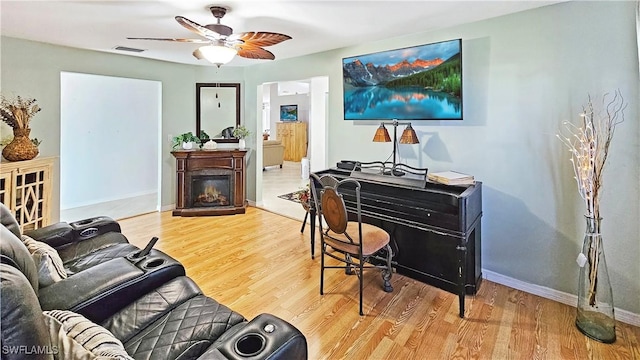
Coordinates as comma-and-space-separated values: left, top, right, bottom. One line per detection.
243, 1, 640, 316
2, 1, 638, 314
0, 37, 245, 221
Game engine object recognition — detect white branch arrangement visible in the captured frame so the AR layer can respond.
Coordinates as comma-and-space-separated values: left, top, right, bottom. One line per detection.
557, 90, 626, 306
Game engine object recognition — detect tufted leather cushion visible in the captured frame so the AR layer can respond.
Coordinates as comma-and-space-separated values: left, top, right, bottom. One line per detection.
123, 294, 246, 360
102, 276, 203, 342
102, 277, 246, 360
21, 235, 67, 287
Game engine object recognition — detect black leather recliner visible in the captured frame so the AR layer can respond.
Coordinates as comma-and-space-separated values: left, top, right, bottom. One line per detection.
0, 207, 307, 359
1, 203, 186, 321
2, 203, 142, 276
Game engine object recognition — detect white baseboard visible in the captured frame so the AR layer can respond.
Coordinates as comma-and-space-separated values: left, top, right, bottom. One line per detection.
483, 269, 640, 327
61, 193, 158, 222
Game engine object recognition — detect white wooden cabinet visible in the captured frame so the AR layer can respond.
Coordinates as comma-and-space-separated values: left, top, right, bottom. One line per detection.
0, 156, 54, 232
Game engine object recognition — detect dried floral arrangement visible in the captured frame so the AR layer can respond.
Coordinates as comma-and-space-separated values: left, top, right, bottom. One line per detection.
0, 95, 41, 129
557, 90, 626, 306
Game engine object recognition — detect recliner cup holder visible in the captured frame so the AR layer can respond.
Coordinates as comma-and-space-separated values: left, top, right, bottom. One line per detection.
126, 251, 146, 261
234, 333, 266, 357
71, 216, 107, 227
72, 219, 93, 226
142, 258, 165, 270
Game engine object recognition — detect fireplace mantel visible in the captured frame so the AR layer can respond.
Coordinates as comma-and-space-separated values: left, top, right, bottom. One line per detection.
171, 149, 247, 216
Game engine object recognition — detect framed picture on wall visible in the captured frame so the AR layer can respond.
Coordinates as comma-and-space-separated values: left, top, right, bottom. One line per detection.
280, 104, 298, 121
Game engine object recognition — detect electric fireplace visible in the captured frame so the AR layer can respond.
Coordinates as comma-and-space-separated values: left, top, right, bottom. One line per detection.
171, 149, 247, 216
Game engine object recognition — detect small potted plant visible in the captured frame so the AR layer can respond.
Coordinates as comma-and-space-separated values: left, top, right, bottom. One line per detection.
172, 132, 200, 150
232, 125, 250, 149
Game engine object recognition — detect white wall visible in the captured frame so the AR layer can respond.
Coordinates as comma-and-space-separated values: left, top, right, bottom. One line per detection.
60, 72, 160, 215
309, 76, 329, 172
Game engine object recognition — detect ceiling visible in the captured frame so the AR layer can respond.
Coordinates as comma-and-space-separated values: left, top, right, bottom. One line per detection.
1, 1, 563, 67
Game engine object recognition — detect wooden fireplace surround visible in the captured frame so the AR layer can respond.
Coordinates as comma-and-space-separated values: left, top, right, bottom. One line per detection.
171, 149, 247, 216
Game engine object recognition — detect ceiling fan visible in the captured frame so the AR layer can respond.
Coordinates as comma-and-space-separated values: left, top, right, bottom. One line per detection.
127, 6, 292, 66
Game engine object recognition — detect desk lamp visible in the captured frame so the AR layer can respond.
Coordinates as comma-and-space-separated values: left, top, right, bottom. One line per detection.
372, 120, 419, 174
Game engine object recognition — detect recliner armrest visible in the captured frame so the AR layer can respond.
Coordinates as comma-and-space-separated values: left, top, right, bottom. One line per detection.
24, 216, 122, 249
198, 314, 308, 360
39, 253, 185, 323
39, 257, 143, 313
24, 222, 74, 248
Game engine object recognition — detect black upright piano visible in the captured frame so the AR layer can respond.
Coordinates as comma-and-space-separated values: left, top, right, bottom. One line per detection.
310, 164, 482, 318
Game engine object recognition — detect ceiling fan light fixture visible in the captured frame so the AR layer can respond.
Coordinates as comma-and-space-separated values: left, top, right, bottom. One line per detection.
198, 44, 238, 67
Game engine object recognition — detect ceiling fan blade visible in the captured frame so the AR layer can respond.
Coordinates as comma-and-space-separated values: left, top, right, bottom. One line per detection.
236, 45, 275, 60
175, 16, 221, 40
231, 32, 292, 47
127, 37, 209, 43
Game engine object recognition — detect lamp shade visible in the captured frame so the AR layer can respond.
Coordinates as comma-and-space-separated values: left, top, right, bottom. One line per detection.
372, 124, 391, 142
399, 124, 419, 144
197, 44, 238, 67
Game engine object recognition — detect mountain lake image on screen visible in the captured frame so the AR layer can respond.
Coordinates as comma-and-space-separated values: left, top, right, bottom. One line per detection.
342, 38, 462, 120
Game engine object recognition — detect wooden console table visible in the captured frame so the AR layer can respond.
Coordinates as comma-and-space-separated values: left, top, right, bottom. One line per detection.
171, 149, 247, 216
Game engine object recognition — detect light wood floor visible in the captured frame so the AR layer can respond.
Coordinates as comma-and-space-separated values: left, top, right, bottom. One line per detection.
119, 207, 640, 360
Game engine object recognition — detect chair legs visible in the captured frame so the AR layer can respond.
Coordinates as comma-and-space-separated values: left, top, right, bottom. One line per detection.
300, 211, 308, 233
381, 244, 394, 293
320, 244, 325, 296
320, 246, 394, 315
345, 253, 353, 275
359, 260, 364, 316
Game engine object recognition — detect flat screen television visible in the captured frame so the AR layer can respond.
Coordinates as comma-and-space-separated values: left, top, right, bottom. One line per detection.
342, 38, 462, 120
280, 104, 298, 121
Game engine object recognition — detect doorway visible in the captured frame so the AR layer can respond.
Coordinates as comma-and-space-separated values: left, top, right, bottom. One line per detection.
255, 76, 328, 220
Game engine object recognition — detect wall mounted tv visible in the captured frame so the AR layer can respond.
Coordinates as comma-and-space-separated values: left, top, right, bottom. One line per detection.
280, 104, 298, 121
342, 38, 462, 120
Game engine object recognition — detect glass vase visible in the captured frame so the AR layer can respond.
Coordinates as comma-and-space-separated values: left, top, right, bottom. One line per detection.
575, 216, 616, 343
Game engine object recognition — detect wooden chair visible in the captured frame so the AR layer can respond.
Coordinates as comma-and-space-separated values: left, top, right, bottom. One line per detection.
309, 173, 394, 315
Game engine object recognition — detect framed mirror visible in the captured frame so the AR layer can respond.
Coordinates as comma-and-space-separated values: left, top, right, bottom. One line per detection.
196, 83, 240, 143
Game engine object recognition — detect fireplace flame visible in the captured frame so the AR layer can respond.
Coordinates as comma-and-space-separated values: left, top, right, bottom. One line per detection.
196, 185, 228, 205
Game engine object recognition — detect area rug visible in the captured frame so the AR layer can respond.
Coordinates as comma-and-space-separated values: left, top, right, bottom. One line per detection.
278, 190, 306, 204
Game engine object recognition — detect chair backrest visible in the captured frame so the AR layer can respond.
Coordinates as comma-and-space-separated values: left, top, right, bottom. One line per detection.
0, 225, 39, 294
0, 263, 53, 360
309, 173, 363, 245
1, 202, 22, 239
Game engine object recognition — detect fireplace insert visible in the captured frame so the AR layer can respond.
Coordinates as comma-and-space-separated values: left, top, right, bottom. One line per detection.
190, 175, 231, 207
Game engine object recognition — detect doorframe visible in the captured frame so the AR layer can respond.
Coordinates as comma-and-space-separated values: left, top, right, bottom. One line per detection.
254, 76, 329, 207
